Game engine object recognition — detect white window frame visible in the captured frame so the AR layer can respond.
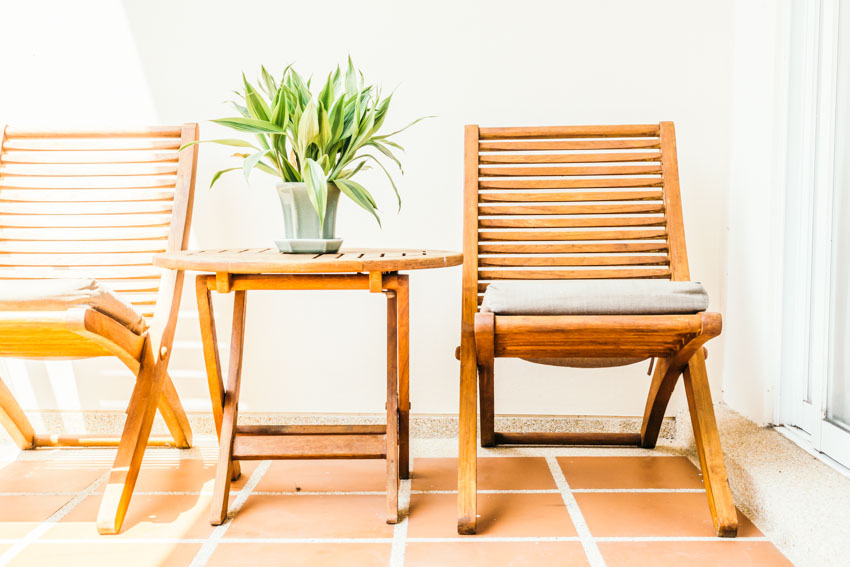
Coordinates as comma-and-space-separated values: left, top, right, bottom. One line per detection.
778, 0, 850, 468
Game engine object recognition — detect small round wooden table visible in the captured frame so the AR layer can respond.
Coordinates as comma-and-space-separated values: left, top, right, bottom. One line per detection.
153, 248, 462, 525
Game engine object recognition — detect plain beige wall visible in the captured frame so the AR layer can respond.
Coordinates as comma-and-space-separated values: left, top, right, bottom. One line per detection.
0, 0, 734, 421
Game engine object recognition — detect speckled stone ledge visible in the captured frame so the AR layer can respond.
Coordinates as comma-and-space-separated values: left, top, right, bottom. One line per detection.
673, 405, 849, 567
3, 411, 676, 441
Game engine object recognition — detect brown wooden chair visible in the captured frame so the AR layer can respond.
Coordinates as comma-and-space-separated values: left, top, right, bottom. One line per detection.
457, 122, 737, 537
0, 125, 199, 534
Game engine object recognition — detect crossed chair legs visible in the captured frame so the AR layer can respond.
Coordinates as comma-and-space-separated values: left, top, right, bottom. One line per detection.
461, 311, 738, 537
96, 336, 193, 534
0, 338, 193, 535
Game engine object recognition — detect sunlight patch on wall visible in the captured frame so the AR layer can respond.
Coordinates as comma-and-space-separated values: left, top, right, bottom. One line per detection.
0, 0, 158, 125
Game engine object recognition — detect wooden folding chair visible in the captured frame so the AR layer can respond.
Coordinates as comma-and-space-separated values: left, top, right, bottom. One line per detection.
457, 122, 737, 537
0, 124, 199, 534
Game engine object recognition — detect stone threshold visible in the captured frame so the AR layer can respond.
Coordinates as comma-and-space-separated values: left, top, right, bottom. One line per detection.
6, 410, 678, 440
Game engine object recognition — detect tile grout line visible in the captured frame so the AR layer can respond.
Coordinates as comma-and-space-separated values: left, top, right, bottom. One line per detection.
546, 456, 607, 567
0, 470, 109, 566
569, 488, 705, 493
592, 536, 772, 542
188, 460, 271, 567
5, 535, 773, 545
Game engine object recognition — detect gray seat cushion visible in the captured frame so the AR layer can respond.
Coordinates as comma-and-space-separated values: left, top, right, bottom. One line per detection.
480, 279, 708, 368
0, 279, 148, 334
480, 279, 709, 316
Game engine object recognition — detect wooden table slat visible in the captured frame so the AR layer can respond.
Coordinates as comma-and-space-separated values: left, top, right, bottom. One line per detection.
154, 248, 462, 274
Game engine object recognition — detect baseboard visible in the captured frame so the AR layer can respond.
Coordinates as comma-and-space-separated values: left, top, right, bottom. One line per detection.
2, 410, 677, 441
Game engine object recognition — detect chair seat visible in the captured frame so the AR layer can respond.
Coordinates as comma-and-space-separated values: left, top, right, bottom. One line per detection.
480, 279, 709, 368
480, 279, 709, 316
0, 279, 147, 334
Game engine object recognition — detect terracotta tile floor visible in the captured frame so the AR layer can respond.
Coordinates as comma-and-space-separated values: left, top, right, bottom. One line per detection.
0, 440, 796, 566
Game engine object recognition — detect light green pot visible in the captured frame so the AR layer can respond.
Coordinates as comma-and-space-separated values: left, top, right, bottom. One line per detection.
275, 182, 343, 253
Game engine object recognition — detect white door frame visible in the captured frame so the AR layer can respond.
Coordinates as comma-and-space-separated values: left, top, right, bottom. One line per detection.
778, 0, 850, 467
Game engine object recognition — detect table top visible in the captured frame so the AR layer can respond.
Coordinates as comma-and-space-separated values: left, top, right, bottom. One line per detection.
153, 248, 463, 274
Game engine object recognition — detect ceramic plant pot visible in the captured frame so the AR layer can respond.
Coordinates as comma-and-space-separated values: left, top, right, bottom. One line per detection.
275, 182, 343, 253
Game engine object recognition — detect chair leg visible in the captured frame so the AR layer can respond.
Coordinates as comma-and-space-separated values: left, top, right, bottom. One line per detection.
385, 290, 400, 524
0, 371, 35, 450
683, 350, 738, 537
156, 373, 193, 449
475, 312, 495, 448
97, 336, 166, 534
397, 275, 410, 480
639, 357, 676, 448
478, 363, 495, 447
640, 319, 720, 449
457, 331, 478, 535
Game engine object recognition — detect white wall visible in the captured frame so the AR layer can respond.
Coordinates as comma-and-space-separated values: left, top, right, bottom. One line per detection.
721, 0, 790, 425
0, 0, 737, 422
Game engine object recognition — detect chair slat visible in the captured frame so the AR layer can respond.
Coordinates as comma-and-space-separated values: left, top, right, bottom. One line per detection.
478, 165, 663, 177
0, 214, 172, 228
0, 253, 158, 267
0, 266, 162, 279
0, 202, 174, 215
479, 139, 661, 151
477, 217, 665, 229
0, 227, 170, 240
478, 191, 664, 203
478, 268, 671, 280
0, 176, 176, 189
478, 229, 667, 241
479, 152, 662, 165
0, 189, 175, 202
478, 204, 665, 215
478, 124, 660, 139
478, 242, 669, 254
3, 126, 183, 138
0, 163, 179, 176
0, 240, 167, 253
478, 255, 669, 267
1, 139, 181, 151
1, 150, 179, 164
479, 178, 662, 190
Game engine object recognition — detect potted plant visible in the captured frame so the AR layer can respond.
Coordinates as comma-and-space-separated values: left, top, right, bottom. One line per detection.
188, 59, 425, 253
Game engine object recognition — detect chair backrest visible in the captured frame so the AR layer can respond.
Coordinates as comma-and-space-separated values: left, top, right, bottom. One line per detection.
462, 122, 691, 324
0, 125, 199, 331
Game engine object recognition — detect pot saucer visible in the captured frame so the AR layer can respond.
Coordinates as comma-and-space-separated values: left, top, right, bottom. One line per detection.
275, 238, 343, 254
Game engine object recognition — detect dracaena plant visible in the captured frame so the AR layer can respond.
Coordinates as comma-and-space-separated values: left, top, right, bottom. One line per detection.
190, 59, 426, 228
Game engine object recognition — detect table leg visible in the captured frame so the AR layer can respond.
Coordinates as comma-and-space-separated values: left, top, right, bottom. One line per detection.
195, 275, 241, 481
210, 289, 248, 525
397, 275, 410, 480
385, 289, 400, 524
